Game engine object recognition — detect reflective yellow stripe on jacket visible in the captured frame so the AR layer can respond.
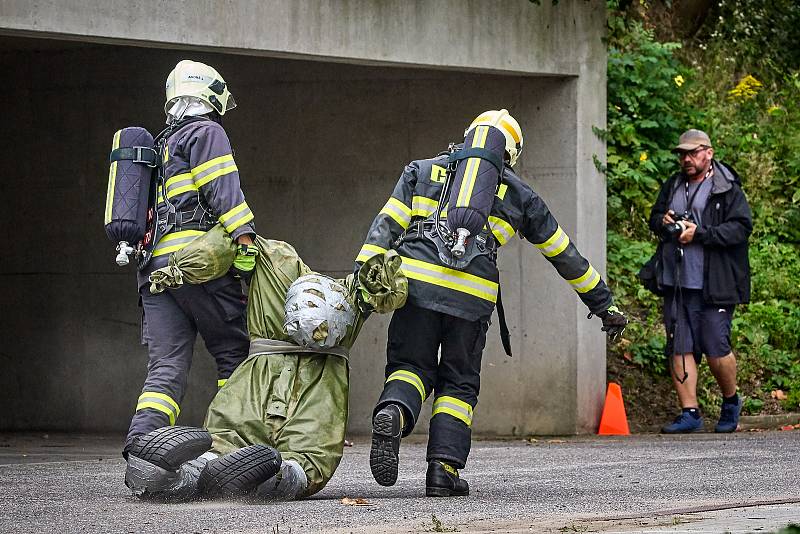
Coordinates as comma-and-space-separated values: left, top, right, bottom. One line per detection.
161, 154, 238, 201
191, 154, 237, 187
412, 196, 438, 218
218, 201, 254, 233
488, 216, 515, 246
380, 197, 412, 229
568, 265, 601, 294
136, 391, 180, 425
152, 230, 206, 257
400, 256, 498, 303
534, 226, 570, 257
164, 172, 196, 199
356, 244, 388, 263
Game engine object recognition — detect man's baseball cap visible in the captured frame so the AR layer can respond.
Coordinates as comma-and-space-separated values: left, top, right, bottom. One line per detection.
672, 129, 712, 153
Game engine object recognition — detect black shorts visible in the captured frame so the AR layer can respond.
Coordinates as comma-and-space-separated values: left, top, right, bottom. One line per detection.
663, 287, 735, 358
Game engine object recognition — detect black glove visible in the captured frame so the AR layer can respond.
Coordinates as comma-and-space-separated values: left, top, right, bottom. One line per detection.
591, 305, 628, 341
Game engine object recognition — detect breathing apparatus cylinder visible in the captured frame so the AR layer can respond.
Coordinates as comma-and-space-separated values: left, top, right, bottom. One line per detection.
104, 127, 157, 266
445, 125, 507, 257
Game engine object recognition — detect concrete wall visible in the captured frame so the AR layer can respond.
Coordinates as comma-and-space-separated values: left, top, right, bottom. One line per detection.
0, 0, 607, 437
1, 0, 594, 75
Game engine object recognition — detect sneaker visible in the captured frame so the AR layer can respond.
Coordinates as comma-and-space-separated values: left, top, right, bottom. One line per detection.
426, 460, 469, 497
715, 397, 743, 433
370, 404, 403, 486
660, 411, 703, 434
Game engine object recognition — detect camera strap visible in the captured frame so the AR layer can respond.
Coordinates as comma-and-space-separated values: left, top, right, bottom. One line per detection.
669, 254, 689, 385
680, 165, 713, 217
666, 166, 712, 385
682, 177, 705, 218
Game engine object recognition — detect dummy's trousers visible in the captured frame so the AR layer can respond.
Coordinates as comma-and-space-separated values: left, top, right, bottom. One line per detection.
124, 273, 249, 453
205, 352, 349, 497
375, 301, 488, 468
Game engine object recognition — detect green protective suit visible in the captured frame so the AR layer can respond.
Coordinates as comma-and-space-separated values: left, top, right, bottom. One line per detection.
203, 237, 406, 497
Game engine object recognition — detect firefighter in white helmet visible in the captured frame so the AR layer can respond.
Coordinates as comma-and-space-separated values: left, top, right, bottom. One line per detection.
122, 60, 258, 459
356, 109, 628, 497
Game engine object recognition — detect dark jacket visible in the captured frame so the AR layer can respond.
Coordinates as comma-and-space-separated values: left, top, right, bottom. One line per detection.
138, 118, 255, 286
648, 160, 752, 305
356, 152, 614, 321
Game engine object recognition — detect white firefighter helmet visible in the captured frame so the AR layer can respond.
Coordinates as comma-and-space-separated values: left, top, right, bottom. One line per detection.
284, 275, 355, 350
465, 109, 523, 167
164, 60, 237, 116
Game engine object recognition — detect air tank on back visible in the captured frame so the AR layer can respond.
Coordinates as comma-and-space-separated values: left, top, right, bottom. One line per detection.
104, 127, 156, 265
446, 124, 507, 257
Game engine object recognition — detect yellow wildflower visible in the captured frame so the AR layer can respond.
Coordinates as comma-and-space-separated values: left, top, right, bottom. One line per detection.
728, 75, 763, 101
674, 75, 685, 87
767, 105, 781, 115
639, 152, 648, 162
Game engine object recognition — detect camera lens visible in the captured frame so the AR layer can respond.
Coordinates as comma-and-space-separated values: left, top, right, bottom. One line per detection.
664, 222, 683, 238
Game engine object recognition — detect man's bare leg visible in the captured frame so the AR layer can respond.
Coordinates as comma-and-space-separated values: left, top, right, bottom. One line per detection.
671, 353, 698, 408
707, 352, 737, 397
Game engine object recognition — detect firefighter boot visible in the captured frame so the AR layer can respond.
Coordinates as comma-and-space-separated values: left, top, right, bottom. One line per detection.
426, 460, 469, 497
370, 403, 404, 486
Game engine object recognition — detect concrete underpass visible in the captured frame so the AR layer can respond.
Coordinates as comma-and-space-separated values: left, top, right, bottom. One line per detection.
0, 1, 608, 438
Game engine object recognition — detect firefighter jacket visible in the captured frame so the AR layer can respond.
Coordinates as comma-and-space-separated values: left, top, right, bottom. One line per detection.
356, 153, 614, 321
138, 119, 255, 284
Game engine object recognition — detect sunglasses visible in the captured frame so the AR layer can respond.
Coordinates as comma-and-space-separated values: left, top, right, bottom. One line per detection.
677, 146, 710, 158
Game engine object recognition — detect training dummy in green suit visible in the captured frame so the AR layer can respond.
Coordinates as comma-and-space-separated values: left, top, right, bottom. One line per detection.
124, 231, 407, 501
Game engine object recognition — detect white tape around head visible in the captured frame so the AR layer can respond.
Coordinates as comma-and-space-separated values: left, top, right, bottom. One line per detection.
284, 275, 354, 349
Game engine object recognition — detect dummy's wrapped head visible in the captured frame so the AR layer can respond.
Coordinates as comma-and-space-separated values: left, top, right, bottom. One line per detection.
284, 275, 355, 349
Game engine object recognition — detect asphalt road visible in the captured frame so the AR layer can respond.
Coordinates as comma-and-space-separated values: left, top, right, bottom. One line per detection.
1, 431, 799, 533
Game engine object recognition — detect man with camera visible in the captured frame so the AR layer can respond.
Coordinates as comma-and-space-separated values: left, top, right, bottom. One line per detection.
648, 129, 752, 434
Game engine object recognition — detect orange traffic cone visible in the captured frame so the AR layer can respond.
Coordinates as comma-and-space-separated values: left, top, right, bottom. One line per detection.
598, 382, 630, 435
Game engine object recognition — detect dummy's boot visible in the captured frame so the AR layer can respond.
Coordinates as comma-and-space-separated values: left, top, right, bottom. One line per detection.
252, 459, 308, 501
425, 460, 469, 497
370, 403, 404, 486
199, 444, 282, 499
124, 426, 215, 502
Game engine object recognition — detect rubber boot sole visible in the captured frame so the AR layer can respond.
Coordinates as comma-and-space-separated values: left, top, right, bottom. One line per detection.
661, 425, 704, 434
128, 426, 212, 471
199, 445, 282, 499
426, 486, 470, 497
370, 411, 400, 487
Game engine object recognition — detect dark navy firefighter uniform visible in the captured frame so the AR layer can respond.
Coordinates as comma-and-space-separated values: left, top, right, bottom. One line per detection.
124, 118, 255, 453
356, 154, 615, 467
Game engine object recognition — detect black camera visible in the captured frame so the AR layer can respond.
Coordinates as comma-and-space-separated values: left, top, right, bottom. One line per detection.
663, 212, 693, 239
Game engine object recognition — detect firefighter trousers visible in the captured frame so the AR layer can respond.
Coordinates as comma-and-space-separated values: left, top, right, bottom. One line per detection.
375, 301, 488, 469
124, 273, 249, 453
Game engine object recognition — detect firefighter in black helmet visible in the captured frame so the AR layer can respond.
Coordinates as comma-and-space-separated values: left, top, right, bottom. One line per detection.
356, 109, 627, 497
